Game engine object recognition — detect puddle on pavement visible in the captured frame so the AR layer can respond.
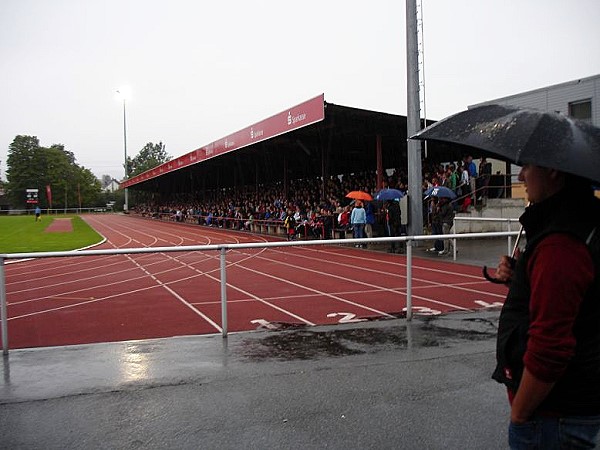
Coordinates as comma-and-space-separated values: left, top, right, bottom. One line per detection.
240, 320, 495, 361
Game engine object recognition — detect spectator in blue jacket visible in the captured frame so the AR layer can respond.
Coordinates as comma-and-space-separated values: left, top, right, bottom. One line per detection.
350, 200, 367, 248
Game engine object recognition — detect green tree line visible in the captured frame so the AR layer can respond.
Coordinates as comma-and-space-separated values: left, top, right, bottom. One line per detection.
6, 135, 102, 209
124, 141, 172, 207
4, 136, 171, 210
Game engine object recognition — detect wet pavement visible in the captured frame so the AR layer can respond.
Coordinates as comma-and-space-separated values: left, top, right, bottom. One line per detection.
0, 239, 512, 449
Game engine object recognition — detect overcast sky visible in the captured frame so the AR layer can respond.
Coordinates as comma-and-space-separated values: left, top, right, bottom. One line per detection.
1, 0, 599, 181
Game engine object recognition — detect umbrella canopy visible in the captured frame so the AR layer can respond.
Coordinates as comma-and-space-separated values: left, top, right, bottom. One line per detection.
375, 188, 405, 201
345, 190, 373, 201
424, 186, 457, 199
411, 104, 600, 184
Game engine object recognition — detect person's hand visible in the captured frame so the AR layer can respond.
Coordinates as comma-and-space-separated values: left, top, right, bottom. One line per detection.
495, 251, 518, 283
510, 410, 529, 425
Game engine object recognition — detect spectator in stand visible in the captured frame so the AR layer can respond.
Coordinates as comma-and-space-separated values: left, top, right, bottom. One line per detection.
466, 155, 478, 203
437, 196, 455, 256
385, 200, 403, 253
364, 200, 376, 241
457, 164, 471, 210
447, 164, 458, 193
350, 200, 367, 248
234, 207, 245, 230
478, 157, 492, 200
245, 212, 254, 231
428, 197, 444, 253
321, 208, 335, 239
337, 206, 351, 230
293, 206, 302, 223
284, 209, 296, 240
465, 155, 478, 179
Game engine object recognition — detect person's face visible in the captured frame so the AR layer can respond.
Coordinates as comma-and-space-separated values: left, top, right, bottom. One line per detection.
518, 164, 564, 203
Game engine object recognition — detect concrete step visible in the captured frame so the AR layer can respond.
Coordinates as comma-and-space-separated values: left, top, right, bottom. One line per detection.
454, 197, 526, 233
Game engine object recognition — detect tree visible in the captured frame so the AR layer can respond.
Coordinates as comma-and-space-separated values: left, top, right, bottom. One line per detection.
6, 135, 103, 209
129, 142, 171, 176
126, 142, 171, 208
6, 136, 44, 208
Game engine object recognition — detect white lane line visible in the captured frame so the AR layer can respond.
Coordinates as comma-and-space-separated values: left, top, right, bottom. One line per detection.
102, 219, 316, 324
285, 244, 490, 282
151, 252, 316, 326
126, 254, 222, 332
225, 254, 396, 317
264, 246, 504, 302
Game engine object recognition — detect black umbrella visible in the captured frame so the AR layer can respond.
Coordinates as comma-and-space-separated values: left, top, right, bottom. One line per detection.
412, 104, 600, 283
411, 104, 600, 184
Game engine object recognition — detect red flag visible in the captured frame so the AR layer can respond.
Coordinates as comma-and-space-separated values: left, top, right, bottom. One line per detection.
46, 185, 52, 208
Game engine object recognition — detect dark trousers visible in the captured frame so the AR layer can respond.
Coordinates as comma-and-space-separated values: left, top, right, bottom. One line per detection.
432, 222, 444, 251
387, 223, 405, 252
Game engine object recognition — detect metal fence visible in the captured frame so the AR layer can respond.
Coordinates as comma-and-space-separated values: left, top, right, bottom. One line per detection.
0, 231, 519, 355
1, 207, 114, 215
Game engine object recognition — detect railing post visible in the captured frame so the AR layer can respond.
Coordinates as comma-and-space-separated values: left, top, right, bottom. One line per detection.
452, 217, 457, 261
0, 257, 8, 355
507, 219, 513, 255
406, 239, 413, 321
220, 247, 228, 338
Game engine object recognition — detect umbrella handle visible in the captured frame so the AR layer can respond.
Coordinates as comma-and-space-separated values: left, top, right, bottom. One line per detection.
482, 266, 506, 284
483, 218, 526, 284
482, 257, 516, 284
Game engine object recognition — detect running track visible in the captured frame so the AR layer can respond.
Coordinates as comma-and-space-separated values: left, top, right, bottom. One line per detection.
4, 214, 508, 350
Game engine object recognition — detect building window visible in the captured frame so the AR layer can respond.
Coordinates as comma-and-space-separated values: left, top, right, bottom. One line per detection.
568, 99, 592, 123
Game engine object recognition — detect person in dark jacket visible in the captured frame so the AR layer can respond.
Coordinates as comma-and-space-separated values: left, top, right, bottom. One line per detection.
492, 164, 600, 449
385, 200, 403, 253
437, 197, 455, 256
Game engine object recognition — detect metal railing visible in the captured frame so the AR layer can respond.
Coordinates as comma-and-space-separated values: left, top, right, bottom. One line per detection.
0, 231, 519, 354
1, 207, 114, 215
452, 217, 521, 260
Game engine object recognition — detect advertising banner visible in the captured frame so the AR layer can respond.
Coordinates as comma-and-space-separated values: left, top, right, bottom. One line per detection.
46, 185, 53, 208
121, 94, 325, 188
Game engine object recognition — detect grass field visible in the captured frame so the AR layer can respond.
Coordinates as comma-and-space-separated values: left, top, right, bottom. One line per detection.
0, 215, 103, 254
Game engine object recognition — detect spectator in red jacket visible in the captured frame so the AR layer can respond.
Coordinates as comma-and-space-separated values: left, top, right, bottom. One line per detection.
492, 164, 600, 448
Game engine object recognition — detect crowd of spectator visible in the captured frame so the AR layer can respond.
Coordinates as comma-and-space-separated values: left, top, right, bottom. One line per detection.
132, 155, 504, 239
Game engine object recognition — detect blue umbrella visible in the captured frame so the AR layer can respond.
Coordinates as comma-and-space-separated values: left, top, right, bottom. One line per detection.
423, 186, 457, 199
375, 188, 405, 201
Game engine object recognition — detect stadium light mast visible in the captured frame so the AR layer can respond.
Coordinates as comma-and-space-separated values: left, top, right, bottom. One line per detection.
406, 0, 423, 237
116, 87, 131, 212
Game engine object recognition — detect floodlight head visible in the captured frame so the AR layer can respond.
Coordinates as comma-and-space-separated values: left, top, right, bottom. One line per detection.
115, 86, 132, 102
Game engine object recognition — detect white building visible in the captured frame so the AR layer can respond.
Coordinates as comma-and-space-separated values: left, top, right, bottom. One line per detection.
470, 74, 599, 127
103, 179, 121, 193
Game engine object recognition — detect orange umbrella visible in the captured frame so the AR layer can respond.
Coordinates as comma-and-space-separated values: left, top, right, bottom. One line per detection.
345, 190, 373, 201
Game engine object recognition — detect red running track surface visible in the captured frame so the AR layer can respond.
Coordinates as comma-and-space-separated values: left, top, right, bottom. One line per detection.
3, 214, 508, 349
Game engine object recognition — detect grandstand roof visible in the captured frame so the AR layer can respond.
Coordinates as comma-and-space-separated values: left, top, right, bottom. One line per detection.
122, 94, 458, 197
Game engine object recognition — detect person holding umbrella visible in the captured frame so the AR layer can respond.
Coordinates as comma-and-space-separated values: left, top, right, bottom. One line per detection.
350, 200, 366, 248
384, 199, 403, 253
435, 196, 455, 256
413, 105, 600, 448
492, 165, 600, 448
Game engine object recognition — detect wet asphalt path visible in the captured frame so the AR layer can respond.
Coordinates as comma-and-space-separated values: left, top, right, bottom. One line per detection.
0, 309, 509, 449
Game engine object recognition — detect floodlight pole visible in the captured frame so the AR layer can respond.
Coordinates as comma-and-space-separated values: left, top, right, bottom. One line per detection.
121, 95, 129, 212
406, 0, 423, 237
